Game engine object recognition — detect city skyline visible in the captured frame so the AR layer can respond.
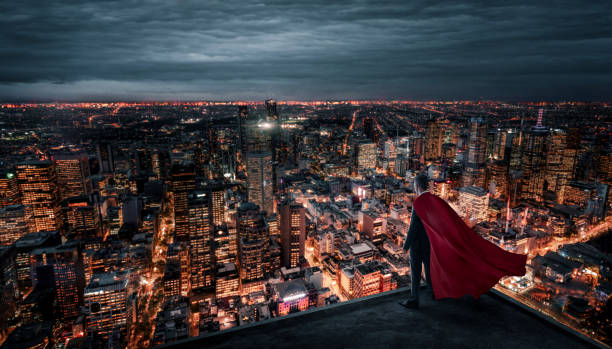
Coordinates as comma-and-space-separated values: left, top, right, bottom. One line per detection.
1, 0, 611, 102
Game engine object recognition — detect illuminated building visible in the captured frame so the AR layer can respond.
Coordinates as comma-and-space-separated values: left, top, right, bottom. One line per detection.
61, 196, 100, 238
16, 161, 62, 232
215, 262, 239, 299
171, 163, 196, 241
424, 119, 442, 162
84, 271, 129, 339
521, 109, 549, 202
52, 152, 92, 200
546, 129, 576, 203
313, 229, 335, 261
14, 231, 59, 297
353, 261, 395, 299
279, 200, 305, 268
188, 192, 212, 291
166, 242, 191, 296
0, 205, 32, 246
488, 161, 509, 199
0, 169, 19, 208
465, 117, 488, 188
163, 261, 181, 298
107, 206, 122, 237
207, 180, 225, 226
458, 186, 490, 222
271, 279, 309, 316
246, 151, 273, 215
238, 105, 249, 156
237, 203, 270, 284
214, 225, 234, 265
355, 140, 377, 171
0, 246, 17, 337
358, 210, 384, 244
152, 296, 192, 345
30, 244, 84, 320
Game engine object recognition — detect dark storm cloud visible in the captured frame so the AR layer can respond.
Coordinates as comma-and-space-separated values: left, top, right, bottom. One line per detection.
0, 0, 610, 101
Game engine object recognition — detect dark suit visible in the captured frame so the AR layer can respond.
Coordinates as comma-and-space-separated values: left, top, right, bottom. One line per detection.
403, 209, 432, 300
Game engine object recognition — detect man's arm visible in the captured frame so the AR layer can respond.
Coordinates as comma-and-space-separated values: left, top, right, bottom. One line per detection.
403, 210, 421, 252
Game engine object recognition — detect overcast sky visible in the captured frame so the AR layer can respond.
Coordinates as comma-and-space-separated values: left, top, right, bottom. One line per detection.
0, 0, 610, 101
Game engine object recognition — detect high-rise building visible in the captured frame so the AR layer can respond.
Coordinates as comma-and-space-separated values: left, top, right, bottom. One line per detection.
84, 271, 129, 340
0, 205, 32, 246
546, 129, 577, 203
16, 161, 62, 232
246, 151, 273, 215
458, 186, 490, 222
352, 261, 395, 299
96, 143, 114, 173
424, 119, 442, 162
14, 231, 60, 297
237, 203, 270, 284
521, 109, 549, 202
52, 152, 92, 200
30, 244, 84, 320
0, 168, 20, 208
171, 163, 196, 241
238, 106, 249, 156
278, 200, 305, 268
355, 140, 377, 172
215, 262, 239, 299
464, 117, 488, 188
207, 181, 225, 226
214, 224, 234, 265
166, 242, 191, 296
188, 192, 213, 291
61, 196, 100, 239
488, 161, 509, 199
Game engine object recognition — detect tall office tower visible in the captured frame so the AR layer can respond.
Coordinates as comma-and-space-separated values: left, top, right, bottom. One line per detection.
0, 169, 20, 208
355, 140, 377, 172
238, 106, 249, 156
14, 231, 60, 297
265, 99, 281, 193
193, 144, 210, 179
30, 244, 84, 320
188, 192, 213, 291
546, 129, 577, 202
84, 271, 129, 340
278, 200, 305, 268
214, 225, 234, 265
509, 129, 523, 171
363, 117, 379, 144
494, 129, 513, 162
0, 205, 32, 246
96, 143, 114, 173
424, 119, 442, 162
16, 161, 62, 233
52, 152, 92, 200
521, 109, 549, 202
171, 163, 196, 241
0, 246, 17, 338
206, 181, 225, 226
488, 161, 509, 199
237, 203, 270, 283
166, 242, 191, 296
61, 196, 100, 238
152, 148, 171, 180
246, 151, 273, 215
464, 117, 488, 188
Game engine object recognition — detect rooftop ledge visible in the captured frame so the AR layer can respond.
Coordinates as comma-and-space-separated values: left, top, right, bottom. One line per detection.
155, 287, 604, 349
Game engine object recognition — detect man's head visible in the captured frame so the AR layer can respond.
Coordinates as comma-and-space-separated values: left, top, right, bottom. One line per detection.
414, 173, 429, 195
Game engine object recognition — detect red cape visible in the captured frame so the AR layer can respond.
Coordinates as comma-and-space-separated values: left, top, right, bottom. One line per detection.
413, 192, 527, 300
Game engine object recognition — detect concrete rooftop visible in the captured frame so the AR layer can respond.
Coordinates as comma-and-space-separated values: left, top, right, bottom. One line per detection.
157, 287, 597, 349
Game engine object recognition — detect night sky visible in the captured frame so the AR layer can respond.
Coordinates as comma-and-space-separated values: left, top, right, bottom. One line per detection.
0, 0, 610, 101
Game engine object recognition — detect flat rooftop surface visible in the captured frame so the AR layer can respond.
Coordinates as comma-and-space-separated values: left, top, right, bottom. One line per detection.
160, 288, 594, 349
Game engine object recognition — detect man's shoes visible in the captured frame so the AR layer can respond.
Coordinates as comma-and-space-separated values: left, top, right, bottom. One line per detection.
398, 297, 419, 309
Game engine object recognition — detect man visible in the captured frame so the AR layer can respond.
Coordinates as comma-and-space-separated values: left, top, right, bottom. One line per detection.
399, 173, 432, 309
399, 173, 527, 310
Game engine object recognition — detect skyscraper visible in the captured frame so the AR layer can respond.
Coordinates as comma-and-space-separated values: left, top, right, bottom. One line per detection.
0, 168, 19, 208
96, 143, 114, 173
355, 140, 377, 172
188, 192, 213, 291
278, 200, 305, 268
237, 203, 270, 284
464, 117, 488, 188
238, 105, 249, 156
16, 161, 62, 232
171, 163, 196, 241
521, 109, 549, 202
52, 152, 92, 200
0, 205, 32, 246
424, 119, 442, 162
84, 271, 129, 340
246, 151, 273, 215
207, 181, 225, 227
